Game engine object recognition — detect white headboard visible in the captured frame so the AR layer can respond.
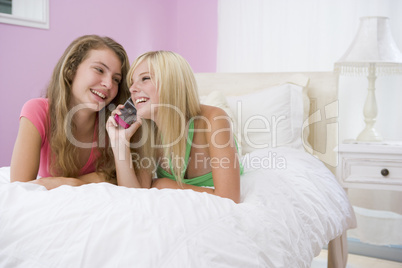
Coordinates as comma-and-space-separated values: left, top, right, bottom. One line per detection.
195, 72, 339, 173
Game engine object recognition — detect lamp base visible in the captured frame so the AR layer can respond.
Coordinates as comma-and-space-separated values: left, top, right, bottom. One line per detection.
355, 63, 383, 143
356, 127, 383, 142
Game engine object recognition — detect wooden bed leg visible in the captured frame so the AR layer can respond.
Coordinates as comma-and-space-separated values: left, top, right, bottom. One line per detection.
327, 231, 348, 268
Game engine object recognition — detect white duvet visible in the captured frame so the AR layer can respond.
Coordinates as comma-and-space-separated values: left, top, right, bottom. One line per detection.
0, 148, 356, 268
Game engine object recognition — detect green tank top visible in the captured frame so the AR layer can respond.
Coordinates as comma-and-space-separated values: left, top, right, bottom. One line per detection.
156, 120, 243, 187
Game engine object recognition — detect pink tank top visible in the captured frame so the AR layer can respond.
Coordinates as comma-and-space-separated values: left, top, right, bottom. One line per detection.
20, 98, 99, 177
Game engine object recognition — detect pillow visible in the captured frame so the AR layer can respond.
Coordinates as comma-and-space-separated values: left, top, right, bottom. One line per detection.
226, 83, 305, 155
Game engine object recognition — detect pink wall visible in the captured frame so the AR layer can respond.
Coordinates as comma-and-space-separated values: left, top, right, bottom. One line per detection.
0, 0, 217, 167
176, 0, 218, 72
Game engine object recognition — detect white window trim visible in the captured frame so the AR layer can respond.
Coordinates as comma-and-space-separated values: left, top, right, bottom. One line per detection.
0, 0, 49, 29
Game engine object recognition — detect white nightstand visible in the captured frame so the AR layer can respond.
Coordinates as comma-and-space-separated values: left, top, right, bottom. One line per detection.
336, 141, 402, 255
337, 141, 402, 192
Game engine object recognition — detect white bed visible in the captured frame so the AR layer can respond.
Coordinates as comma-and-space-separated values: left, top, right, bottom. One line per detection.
0, 72, 356, 268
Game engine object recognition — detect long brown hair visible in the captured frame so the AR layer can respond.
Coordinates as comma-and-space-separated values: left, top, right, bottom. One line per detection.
46, 35, 130, 180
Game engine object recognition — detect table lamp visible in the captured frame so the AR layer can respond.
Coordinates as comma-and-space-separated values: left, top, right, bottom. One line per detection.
334, 16, 402, 142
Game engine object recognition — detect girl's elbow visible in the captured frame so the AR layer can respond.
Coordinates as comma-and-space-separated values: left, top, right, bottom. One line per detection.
10, 175, 35, 183
224, 194, 240, 203
214, 190, 240, 203
232, 194, 241, 204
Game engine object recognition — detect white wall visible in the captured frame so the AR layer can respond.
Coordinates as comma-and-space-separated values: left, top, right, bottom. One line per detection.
217, 0, 402, 142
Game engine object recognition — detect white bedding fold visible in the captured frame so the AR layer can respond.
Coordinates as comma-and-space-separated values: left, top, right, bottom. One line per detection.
0, 148, 356, 268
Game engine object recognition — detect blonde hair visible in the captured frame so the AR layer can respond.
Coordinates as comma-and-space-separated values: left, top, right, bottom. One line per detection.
46, 35, 130, 180
128, 51, 201, 184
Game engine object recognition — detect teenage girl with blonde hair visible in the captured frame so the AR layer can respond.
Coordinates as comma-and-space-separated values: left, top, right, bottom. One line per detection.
107, 51, 242, 203
11, 35, 130, 189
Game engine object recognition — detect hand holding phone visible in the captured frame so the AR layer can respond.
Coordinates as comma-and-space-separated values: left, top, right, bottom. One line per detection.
114, 98, 137, 129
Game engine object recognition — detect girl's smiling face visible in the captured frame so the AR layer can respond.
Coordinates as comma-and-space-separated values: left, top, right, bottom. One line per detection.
129, 61, 159, 120
70, 48, 122, 111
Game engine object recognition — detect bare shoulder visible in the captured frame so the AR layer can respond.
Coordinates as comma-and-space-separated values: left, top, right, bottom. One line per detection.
198, 105, 233, 136
199, 104, 231, 123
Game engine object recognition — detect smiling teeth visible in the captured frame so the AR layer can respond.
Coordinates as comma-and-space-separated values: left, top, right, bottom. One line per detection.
136, 98, 147, 104
91, 89, 106, 99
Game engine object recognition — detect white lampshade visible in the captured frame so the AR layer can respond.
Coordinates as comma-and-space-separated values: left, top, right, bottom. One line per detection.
335, 17, 402, 142
335, 16, 402, 75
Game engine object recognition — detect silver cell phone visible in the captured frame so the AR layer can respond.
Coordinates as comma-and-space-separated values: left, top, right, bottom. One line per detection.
114, 98, 137, 129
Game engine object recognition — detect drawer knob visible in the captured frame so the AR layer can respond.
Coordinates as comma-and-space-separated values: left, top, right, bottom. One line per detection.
381, 168, 389, 177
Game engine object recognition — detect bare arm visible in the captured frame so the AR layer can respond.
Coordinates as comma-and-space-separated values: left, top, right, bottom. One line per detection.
205, 108, 241, 202
11, 118, 111, 189
29, 177, 86, 190
31, 171, 112, 189
10, 117, 41, 182
106, 107, 152, 188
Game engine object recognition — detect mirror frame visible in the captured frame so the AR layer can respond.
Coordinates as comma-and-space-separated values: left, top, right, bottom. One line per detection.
0, 0, 49, 29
